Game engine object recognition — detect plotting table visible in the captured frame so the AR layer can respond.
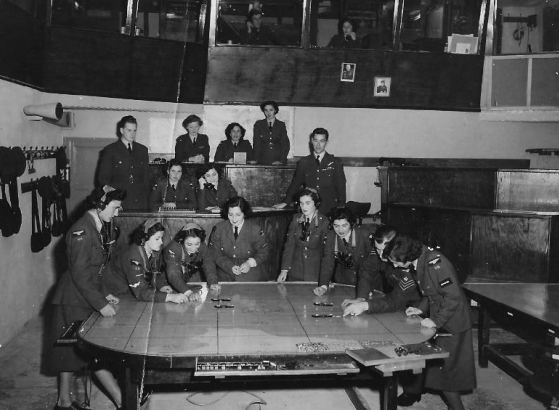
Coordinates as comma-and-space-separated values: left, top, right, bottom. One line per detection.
78, 282, 447, 410
463, 283, 559, 410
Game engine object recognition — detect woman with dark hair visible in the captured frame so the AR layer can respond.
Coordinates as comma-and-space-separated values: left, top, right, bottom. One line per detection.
103, 220, 191, 303
148, 158, 197, 211
208, 196, 269, 281
342, 225, 421, 316
175, 114, 210, 163
49, 186, 125, 410
384, 235, 476, 410
196, 163, 238, 211
327, 17, 361, 49
214, 122, 254, 163
277, 188, 329, 283
313, 207, 372, 296
164, 222, 220, 293
253, 100, 290, 165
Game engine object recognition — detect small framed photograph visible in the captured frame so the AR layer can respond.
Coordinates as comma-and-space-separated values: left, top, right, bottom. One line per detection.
340, 63, 356, 82
373, 77, 391, 97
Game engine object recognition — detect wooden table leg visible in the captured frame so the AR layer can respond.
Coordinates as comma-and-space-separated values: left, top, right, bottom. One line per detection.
123, 366, 139, 410
381, 375, 398, 410
478, 305, 491, 368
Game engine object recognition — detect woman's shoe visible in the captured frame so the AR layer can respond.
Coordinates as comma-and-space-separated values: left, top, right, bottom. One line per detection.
396, 392, 421, 406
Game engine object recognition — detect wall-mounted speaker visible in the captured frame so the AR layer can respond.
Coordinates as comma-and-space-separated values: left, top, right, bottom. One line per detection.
23, 102, 73, 128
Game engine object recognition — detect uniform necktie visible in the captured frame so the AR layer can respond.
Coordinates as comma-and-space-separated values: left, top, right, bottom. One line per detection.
172, 184, 176, 191
343, 238, 349, 248
128, 143, 132, 154
233, 143, 237, 148
316, 155, 320, 166
269, 122, 273, 131
234, 226, 239, 240
193, 137, 196, 144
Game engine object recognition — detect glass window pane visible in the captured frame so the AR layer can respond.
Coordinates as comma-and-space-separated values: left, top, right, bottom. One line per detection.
401, 0, 482, 53
310, 0, 394, 50
137, 0, 204, 42
51, 0, 125, 33
217, 0, 303, 46
496, 0, 559, 54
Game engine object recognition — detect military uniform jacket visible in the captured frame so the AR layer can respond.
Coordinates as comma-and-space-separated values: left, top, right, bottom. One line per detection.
164, 241, 218, 291
51, 212, 113, 311
280, 212, 329, 282
103, 245, 168, 303
175, 133, 210, 163
319, 226, 371, 287
365, 261, 421, 314
148, 177, 197, 211
98, 140, 150, 210
355, 248, 385, 299
284, 152, 346, 216
197, 179, 238, 210
414, 246, 472, 333
209, 220, 269, 282
214, 140, 254, 163
253, 119, 290, 165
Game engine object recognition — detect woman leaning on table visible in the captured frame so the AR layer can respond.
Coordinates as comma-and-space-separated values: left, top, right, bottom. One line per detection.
164, 222, 221, 292
208, 196, 269, 281
49, 186, 124, 410
214, 122, 255, 163
277, 187, 329, 283
384, 234, 476, 410
103, 220, 198, 303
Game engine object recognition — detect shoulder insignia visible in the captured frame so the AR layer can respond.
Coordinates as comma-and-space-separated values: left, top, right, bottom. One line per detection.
129, 282, 141, 288
131, 259, 141, 266
260, 229, 264, 236
168, 249, 176, 257
370, 248, 378, 255
72, 230, 85, 236
428, 257, 441, 265
439, 278, 452, 288
428, 246, 434, 251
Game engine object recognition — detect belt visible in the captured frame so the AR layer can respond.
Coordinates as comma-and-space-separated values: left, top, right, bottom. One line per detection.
427, 294, 443, 302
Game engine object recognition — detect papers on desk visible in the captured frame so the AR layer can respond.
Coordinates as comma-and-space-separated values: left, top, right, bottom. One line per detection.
447, 34, 478, 54
206, 206, 221, 213
252, 206, 277, 212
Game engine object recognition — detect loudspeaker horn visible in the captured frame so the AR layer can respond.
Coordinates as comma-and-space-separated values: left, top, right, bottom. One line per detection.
23, 102, 63, 121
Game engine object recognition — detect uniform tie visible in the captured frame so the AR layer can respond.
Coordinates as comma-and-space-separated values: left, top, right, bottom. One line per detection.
171, 184, 176, 191
128, 143, 132, 154
268, 122, 273, 132
234, 226, 239, 240
233, 143, 237, 148
316, 155, 320, 166
192, 137, 196, 144
343, 238, 349, 248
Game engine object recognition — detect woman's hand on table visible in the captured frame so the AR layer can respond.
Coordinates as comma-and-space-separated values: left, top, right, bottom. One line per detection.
342, 301, 368, 317
100, 304, 117, 317
277, 270, 288, 282
166, 293, 188, 304
273, 202, 287, 209
185, 290, 202, 302
405, 306, 423, 317
421, 318, 437, 328
106, 294, 119, 305
159, 286, 173, 294
210, 283, 221, 292
341, 297, 365, 308
313, 285, 328, 296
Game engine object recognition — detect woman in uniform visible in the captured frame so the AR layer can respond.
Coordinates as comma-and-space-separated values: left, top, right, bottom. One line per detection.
208, 196, 269, 281
385, 235, 476, 410
314, 207, 372, 296
175, 115, 210, 163
196, 163, 238, 211
277, 188, 329, 283
253, 100, 290, 165
214, 122, 254, 163
49, 186, 125, 410
164, 222, 221, 292
103, 220, 195, 303
148, 158, 197, 211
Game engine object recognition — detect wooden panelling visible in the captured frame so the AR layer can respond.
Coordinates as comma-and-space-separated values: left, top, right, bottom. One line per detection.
43, 27, 207, 103
383, 167, 497, 209
497, 169, 559, 211
204, 46, 484, 110
470, 214, 556, 283
387, 205, 472, 283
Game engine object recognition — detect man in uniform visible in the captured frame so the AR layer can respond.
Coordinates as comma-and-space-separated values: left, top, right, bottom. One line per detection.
98, 115, 150, 210
274, 127, 346, 216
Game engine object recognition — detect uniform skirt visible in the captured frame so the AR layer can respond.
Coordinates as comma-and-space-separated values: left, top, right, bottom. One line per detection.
425, 328, 477, 391
48, 304, 94, 374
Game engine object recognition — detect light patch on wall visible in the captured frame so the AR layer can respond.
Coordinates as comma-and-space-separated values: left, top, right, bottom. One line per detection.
148, 117, 177, 153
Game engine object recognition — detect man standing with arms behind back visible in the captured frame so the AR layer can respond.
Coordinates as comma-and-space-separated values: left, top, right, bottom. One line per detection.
274, 127, 346, 216
98, 115, 150, 210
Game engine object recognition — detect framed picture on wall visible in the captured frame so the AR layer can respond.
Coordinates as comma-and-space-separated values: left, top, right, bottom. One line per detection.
341, 63, 356, 82
373, 77, 391, 97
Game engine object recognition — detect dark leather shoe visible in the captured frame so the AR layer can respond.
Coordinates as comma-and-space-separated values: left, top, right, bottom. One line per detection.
397, 392, 421, 406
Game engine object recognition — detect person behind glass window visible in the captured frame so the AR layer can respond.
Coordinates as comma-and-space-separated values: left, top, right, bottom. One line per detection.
328, 17, 361, 49
239, 8, 277, 45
